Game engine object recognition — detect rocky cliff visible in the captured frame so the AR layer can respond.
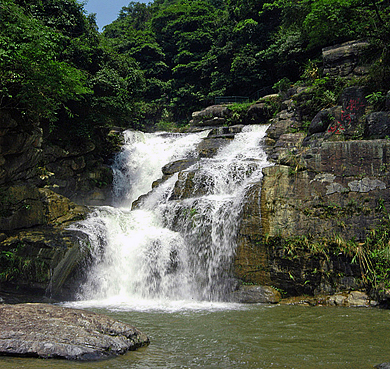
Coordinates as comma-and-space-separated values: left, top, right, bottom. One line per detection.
0, 109, 121, 302
2, 39, 389, 306
166, 40, 390, 305
233, 42, 390, 304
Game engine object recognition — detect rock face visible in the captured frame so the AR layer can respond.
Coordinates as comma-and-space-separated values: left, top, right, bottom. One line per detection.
190, 105, 232, 128
0, 303, 149, 360
234, 86, 390, 296
231, 285, 281, 304
0, 110, 120, 301
322, 40, 370, 78
228, 42, 390, 301
0, 111, 42, 185
0, 184, 90, 300
281, 291, 378, 307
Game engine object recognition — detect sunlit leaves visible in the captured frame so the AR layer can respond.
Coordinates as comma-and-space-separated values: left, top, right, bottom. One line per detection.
0, 0, 90, 120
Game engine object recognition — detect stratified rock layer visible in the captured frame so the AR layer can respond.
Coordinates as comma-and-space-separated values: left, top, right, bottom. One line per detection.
0, 303, 149, 360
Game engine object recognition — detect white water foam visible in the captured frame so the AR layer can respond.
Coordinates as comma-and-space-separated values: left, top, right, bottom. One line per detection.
68, 125, 271, 310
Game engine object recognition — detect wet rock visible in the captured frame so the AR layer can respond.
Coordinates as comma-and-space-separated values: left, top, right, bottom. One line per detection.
197, 137, 231, 158
162, 159, 198, 176
207, 125, 244, 138
170, 170, 212, 200
231, 285, 281, 303
0, 227, 90, 299
327, 291, 377, 307
0, 303, 149, 360
235, 183, 269, 284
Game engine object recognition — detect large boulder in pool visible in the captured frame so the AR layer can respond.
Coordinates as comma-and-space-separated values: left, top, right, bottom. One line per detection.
0, 303, 149, 360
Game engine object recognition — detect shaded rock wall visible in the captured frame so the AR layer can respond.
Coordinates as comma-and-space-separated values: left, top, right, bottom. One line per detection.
0, 110, 118, 301
232, 41, 390, 299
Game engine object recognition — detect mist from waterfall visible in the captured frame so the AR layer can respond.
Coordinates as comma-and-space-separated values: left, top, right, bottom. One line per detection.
69, 125, 271, 309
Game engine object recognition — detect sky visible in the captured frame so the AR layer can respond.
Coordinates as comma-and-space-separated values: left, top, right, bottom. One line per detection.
83, 0, 150, 31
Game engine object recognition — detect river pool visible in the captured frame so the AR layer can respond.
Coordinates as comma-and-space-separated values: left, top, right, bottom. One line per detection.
1, 302, 390, 368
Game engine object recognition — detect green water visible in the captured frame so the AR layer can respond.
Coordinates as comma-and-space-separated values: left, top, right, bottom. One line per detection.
1, 304, 390, 368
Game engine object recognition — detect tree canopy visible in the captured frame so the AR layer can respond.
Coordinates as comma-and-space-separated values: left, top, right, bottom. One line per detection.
1, 0, 389, 131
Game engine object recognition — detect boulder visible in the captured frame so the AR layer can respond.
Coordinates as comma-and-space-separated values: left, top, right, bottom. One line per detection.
0, 303, 149, 360
308, 108, 338, 135
191, 105, 231, 127
197, 137, 231, 158
326, 291, 373, 307
207, 125, 244, 138
280, 291, 378, 307
231, 285, 281, 304
162, 158, 198, 176
365, 112, 390, 139
247, 102, 271, 123
322, 40, 370, 78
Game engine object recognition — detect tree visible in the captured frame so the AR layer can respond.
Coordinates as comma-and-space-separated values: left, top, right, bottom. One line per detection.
0, 0, 90, 121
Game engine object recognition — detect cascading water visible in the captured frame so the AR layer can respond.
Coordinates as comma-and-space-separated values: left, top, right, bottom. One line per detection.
70, 125, 271, 307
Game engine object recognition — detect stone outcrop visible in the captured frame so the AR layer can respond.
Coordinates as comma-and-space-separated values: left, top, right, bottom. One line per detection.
0, 182, 90, 300
281, 291, 378, 307
190, 105, 232, 128
0, 109, 119, 301
322, 40, 370, 79
365, 112, 390, 139
40, 139, 114, 206
0, 226, 91, 300
189, 96, 276, 130
233, 80, 390, 298
231, 285, 281, 304
0, 303, 149, 360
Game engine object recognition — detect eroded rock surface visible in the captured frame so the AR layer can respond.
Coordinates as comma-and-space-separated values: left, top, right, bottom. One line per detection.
0, 303, 149, 360
231, 285, 281, 304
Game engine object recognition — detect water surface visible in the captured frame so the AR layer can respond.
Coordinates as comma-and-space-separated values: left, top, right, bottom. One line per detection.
1, 303, 390, 368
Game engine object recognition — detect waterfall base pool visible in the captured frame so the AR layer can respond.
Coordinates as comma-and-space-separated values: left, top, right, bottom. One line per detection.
2, 303, 390, 368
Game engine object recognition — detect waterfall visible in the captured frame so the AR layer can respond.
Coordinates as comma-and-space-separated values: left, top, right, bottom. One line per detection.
70, 125, 271, 306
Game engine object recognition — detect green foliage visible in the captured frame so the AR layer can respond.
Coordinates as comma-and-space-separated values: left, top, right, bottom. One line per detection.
366, 91, 386, 111
2, 0, 390, 133
0, 0, 90, 121
225, 101, 252, 125
260, 0, 390, 88
265, 200, 390, 290
294, 77, 346, 122
273, 77, 292, 94
0, 243, 48, 282
102, 0, 280, 125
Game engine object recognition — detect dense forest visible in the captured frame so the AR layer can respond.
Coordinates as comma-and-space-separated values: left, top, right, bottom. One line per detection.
1, 0, 390, 136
